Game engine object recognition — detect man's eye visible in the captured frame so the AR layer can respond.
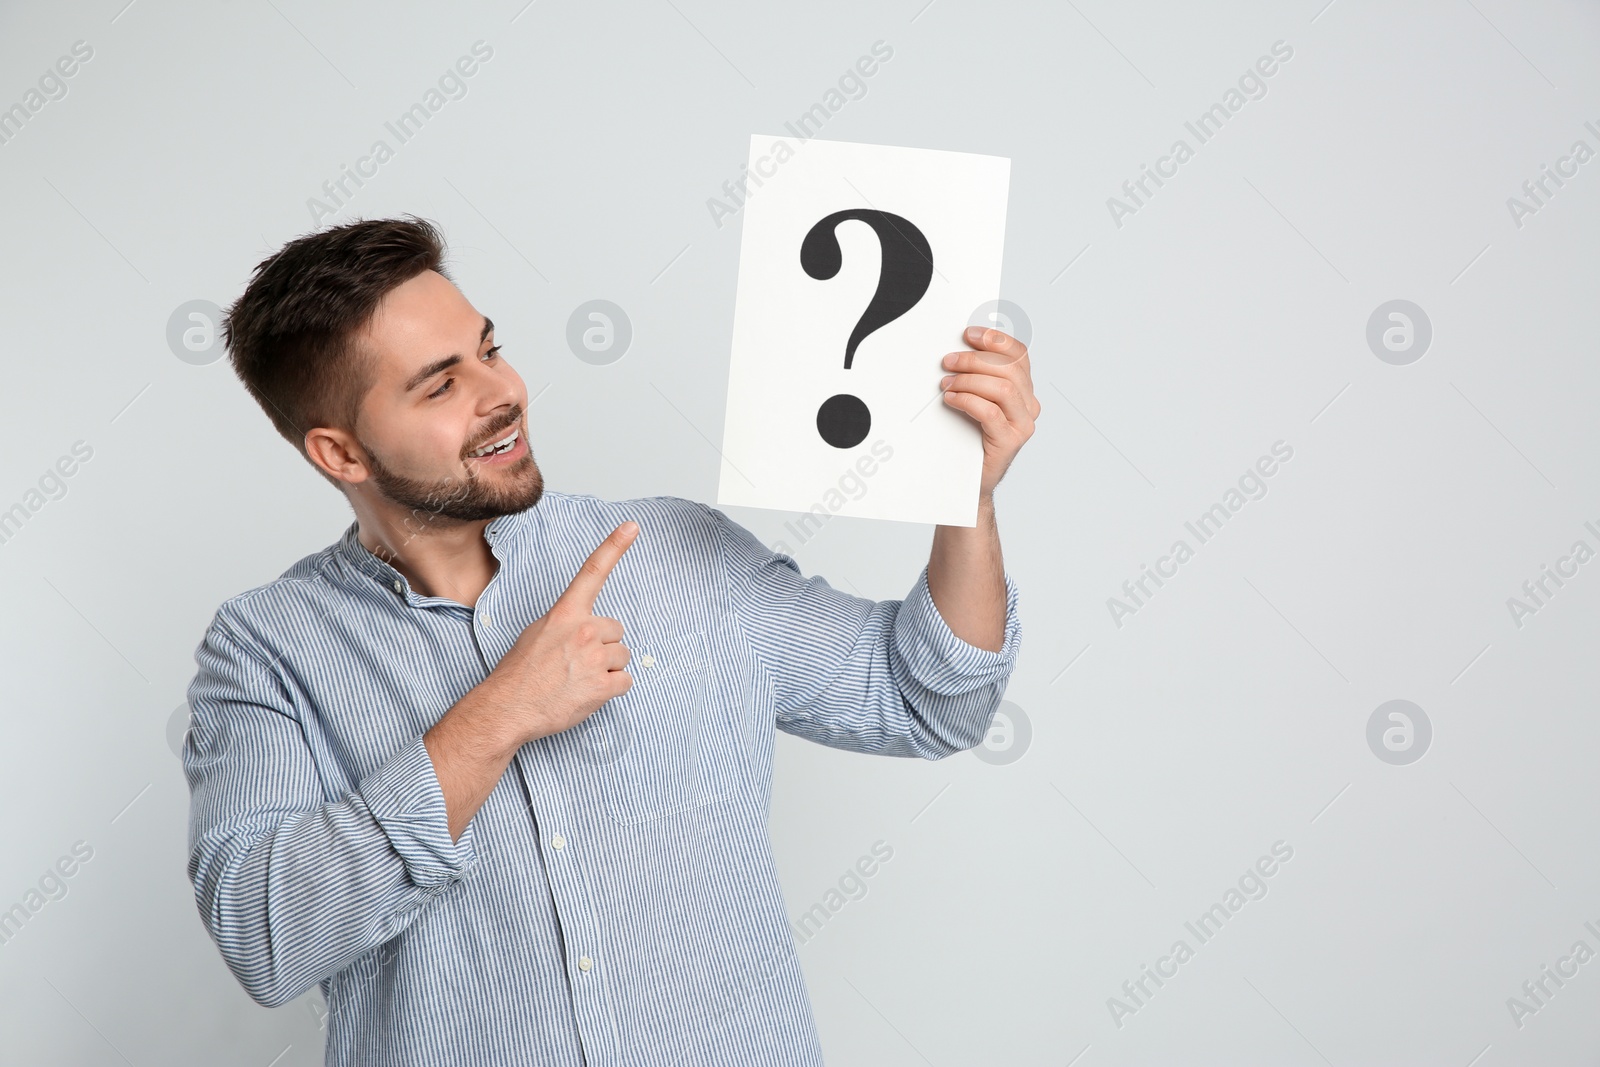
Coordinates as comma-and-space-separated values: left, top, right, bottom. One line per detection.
428, 348, 496, 398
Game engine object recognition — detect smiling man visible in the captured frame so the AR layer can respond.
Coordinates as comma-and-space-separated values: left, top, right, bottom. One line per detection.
184, 216, 1034, 1066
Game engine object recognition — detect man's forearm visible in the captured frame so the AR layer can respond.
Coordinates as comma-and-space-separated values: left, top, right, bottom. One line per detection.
927, 493, 1007, 652
424, 686, 522, 843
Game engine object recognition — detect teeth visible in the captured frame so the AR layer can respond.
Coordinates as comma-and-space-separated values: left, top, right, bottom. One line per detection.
470, 429, 519, 458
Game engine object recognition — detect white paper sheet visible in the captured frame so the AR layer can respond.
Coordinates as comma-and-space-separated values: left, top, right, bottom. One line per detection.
716, 135, 1011, 528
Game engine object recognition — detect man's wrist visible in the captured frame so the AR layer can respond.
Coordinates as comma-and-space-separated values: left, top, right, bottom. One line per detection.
434, 681, 525, 763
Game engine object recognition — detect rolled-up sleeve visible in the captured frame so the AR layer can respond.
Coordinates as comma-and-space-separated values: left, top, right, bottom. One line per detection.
184, 617, 479, 1009
705, 503, 1022, 760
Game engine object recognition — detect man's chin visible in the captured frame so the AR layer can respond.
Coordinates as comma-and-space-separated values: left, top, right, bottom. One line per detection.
368, 453, 544, 525
455, 462, 544, 521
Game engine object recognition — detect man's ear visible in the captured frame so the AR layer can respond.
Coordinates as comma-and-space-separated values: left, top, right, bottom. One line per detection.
304, 426, 370, 486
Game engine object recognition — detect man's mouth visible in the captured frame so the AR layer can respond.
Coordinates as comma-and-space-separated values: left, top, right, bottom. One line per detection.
467, 427, 520, 459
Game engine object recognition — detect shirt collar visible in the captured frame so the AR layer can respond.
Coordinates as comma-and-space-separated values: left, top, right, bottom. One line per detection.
332, 505, 537, 595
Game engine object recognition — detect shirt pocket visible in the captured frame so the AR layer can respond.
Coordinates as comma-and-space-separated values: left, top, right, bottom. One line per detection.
571, 629, 744, 825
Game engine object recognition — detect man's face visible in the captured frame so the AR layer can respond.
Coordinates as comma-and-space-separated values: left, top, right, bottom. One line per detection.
345, 269, 542, 524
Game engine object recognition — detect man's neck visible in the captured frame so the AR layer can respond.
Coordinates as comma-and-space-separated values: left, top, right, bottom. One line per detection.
352, 500, 499, 608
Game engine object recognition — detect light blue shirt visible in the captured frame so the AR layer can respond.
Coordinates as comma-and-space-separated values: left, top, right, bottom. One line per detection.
184, 489, 1022, 1065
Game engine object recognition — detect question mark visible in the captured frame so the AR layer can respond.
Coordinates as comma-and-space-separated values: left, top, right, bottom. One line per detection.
801, 209, 934, 449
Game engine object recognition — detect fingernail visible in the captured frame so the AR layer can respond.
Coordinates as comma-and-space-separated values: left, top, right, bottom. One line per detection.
940, 374, 953, 387
965, 325, 983, 340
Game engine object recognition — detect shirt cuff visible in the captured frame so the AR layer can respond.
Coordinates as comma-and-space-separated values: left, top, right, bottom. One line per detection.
894, 564, 1022, 693
358, 734, 479, 890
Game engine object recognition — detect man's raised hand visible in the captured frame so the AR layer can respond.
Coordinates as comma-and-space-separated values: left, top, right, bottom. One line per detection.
482, 520, 640, 747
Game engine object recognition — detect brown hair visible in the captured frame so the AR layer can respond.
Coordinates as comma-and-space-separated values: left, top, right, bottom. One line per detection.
222, 215, 451, 473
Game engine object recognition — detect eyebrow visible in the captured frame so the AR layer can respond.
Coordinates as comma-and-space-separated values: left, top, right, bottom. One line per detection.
403, 316, 495, 392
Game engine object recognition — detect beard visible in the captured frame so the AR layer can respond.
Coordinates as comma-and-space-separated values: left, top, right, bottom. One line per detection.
361, 412, 544, 524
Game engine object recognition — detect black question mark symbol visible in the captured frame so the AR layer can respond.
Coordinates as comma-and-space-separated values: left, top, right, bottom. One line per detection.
801, 209, 934, 449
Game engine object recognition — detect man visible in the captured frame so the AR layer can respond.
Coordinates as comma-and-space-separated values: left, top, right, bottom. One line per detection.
185, 215, 1036, 1065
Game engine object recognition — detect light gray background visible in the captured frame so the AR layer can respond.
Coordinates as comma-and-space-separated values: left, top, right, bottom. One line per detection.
2, 1, 1598, 1064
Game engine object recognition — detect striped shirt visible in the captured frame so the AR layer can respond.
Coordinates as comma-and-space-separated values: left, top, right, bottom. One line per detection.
183, 489, 1022, 1065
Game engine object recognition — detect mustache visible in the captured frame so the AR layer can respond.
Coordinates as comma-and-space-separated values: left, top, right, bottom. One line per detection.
461, 405, 525, 458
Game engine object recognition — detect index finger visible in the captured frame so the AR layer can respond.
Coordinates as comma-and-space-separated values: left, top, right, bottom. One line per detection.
554, 521, 639, 615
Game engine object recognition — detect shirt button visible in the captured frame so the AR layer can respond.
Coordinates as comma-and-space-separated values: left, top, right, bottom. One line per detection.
392, 580, 404, 596
481, 614, 493, 627
578, 955, 592, 972
551, 834, 565, 851
640, 654, 655, 668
